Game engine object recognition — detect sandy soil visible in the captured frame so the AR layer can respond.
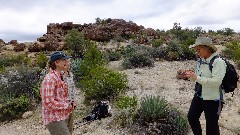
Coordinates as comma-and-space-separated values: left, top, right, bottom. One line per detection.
0, 59, 240, 135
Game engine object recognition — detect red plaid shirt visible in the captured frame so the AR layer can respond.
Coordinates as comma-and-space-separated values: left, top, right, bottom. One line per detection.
40, 70, 73, 126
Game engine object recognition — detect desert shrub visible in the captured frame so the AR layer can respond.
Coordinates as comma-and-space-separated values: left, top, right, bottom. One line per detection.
80, 66, 127, 100
172, 113, 189, 134
115, 95, 138, 110
112, 35, 125, 42
103, 50, 122, 62
152, 108, 189, 135
165, 39, 196, 60
0, 54, 30, 71
70, 58, 83, 84
113, 95, 138, 127
222, 40, 240, 68
122, 45, 154, 69
222, 40, 240, 59
139, 95, 169, 122
135, 95, 189, 135
0, 66, 42, 121
0, 95, 30, 121
217, 28, 235, 36
0, 66, 42, 102
150, 46, 167, 60
35, 52, 49, 69
166, 40, 183, 60
152, 38, 164, 48
65, 29, 86, 58
78, 42, 105, 77
181, 44, 196, 60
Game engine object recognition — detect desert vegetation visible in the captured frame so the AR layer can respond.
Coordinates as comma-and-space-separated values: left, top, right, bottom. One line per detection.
0, 19, 240, 134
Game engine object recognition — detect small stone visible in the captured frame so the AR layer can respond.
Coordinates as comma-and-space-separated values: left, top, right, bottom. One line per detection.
22, 111, 33, 119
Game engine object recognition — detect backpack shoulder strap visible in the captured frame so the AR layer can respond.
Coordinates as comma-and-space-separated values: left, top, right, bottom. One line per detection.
209, 55, 220, 72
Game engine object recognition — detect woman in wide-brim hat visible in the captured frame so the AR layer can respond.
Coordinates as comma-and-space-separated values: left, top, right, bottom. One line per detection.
185, 37, 226, 135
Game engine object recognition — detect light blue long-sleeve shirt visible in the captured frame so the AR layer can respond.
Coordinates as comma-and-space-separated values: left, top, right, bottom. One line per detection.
192, 52, 227, 100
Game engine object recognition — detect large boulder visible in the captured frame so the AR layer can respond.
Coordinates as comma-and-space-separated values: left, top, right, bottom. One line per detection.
28, 42, 43, 52
13, 43, 26, 52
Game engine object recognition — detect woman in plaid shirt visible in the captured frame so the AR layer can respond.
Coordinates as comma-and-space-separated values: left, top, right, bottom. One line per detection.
40, 51, 76, 135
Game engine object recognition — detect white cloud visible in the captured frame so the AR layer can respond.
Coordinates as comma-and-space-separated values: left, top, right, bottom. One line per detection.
0, 0, 240, 42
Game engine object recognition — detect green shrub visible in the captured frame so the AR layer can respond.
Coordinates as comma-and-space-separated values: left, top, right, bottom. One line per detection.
160, 108, 189, 135
135, 96, 189, 135
222, 40, 240, 68
0, 66, 42, 101
80, 66, 127, 100
181, 44, 196, 60
112, 35, 125, 42
150, 46, 167, 60
35, 52, 49, 69
103, 51, 122, 61
122, 45, 154, 69
0, 95, 30, 121
152, 39, 164, 48
0, 54, 30, 70
78, 42, 105, 77
223, 40, 240, 59
65, 29, 86, 58
70, 58, 82, 84
115, 95, 138, 110
122, 52, 154, 68
166, 40, 183, 60
173, 115, 189, 133
113, 95, 138, 127
139, 95, 168, 122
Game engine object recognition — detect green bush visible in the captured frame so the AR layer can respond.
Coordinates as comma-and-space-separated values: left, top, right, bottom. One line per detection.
165, 39, 196, 60
222, 40, 240, 68
78, 42, 105, 77
0, 66, 42, 101
166, 40, 183, 60
122, 45, 154, 69
151, 46, 167, 60
65, 29, 86, 58
70, 58, 82, 84
223, 40, 240, 59
115, 95, 138, 110
0, 95, 30, 121
135, 96, 189, 135
139, 95, 169, 122
103, 51, 122, 61
152, 39, 164, 48
80, 66, 127, 100
173, 114, 189, 133
0, 54, 31, 71
113, 95, 138, 127
35, 52, 49, 69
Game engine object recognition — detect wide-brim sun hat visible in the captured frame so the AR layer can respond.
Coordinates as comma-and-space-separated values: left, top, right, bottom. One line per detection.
50, 51, 71, 62
189, 37, 217, 52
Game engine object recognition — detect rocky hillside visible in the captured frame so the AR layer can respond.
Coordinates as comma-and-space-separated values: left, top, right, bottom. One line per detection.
1, 18, 240, 55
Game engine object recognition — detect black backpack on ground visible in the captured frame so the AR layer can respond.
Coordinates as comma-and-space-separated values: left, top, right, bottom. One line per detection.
209, 55, 239, 94
83, 101, 112, 122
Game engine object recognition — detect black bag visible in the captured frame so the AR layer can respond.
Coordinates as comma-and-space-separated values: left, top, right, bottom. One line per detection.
83, 101, 111, 121
209, 55, 239, 93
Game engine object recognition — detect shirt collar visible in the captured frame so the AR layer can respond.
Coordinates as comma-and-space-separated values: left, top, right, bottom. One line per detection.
205, 52, 218, 62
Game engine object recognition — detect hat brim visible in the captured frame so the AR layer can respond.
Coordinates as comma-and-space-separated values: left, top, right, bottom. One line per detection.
189, 43, 217, 52
63, 56, 71, 59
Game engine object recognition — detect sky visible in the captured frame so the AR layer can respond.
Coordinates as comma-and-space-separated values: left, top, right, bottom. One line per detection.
0, 0, 240, 43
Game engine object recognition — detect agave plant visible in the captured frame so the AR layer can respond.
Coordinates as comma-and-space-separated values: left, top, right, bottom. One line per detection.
140, 95, 168, 122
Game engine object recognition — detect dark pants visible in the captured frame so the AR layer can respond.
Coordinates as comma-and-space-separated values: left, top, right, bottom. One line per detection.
187, 95, 222, 135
